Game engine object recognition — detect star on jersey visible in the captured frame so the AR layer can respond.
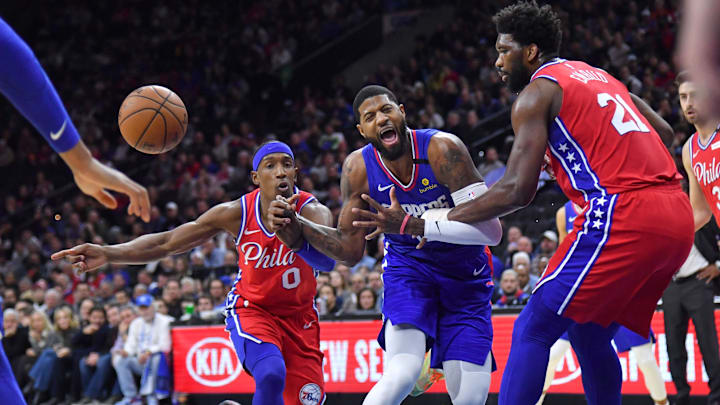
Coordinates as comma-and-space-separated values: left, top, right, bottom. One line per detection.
592, 219, 604, 229
596, 196, 607, 206
558, 143, 569, 153
593, 208, 604, 218
571, 163, 582, 173
566, 152, 576, 162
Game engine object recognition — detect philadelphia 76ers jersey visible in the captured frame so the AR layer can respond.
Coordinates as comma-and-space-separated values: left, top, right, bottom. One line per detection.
564, 200, 582, 233
228, 188, 318, 317
361, 128, 492, 279
532, 59, 681, 207
689, 128, 720, 224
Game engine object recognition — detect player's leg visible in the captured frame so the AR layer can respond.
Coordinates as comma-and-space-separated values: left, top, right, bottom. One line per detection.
225, 307, 286, 405
498, 294, 572, 405
442, 353, 492, 405
537, 336, 571, 405
566, 322, 621, 405
0, 341, 26, 405
362, 320, 426, 405
280, 310, 325, 405
630, 342, 668, 405
685, 279, 720, 403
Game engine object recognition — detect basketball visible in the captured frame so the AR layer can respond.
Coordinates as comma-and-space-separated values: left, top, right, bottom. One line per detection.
118, 85, 188, 154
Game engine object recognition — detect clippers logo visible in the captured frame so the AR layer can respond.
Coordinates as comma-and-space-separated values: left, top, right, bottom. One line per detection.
299, 383, 322, 405
186, 337, 242, 387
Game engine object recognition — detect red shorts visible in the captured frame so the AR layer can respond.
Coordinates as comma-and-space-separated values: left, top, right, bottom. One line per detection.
535, 184, 693, 336
225, 300, 324, 405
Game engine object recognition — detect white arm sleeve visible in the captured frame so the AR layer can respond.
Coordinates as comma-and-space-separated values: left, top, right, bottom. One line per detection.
420, 182, 503, 246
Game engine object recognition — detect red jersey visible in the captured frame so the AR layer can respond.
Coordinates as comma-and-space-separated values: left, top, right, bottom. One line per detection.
229, 188, 318, 317
689, 129, 720, 223
533, 59, 681, 206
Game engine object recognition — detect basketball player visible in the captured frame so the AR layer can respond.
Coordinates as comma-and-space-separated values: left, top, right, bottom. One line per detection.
0, 17, 150, 405
538, 200, 668, 405
270, 85, 502, 405
379, 2, 692, 404
52, 141, 335, 405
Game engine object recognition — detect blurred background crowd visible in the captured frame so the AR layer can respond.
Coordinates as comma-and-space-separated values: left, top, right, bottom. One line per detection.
0, 0, 692, 403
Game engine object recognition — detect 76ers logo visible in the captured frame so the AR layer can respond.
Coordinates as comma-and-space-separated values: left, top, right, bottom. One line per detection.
299, 383, 322, 405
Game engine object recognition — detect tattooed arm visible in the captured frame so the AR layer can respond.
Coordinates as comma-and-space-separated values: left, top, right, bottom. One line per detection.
295, 150, 370, 266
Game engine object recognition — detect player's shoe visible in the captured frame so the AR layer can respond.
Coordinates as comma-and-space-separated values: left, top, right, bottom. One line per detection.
410, 350, 444, 397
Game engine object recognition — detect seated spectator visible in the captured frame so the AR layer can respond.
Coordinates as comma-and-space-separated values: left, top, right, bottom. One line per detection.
535, 230, 558, 257
208, 279, 226, 310
4, 287, 18, 309
180, 277, 197, 300
161, 279, 183, 319
113, 295, 172, 405
77, 298, 96, 327
512, 252, 538, 294
347, 288, 380, 316
316, 273, 330, 292
329, 270, 348, 309
27, 307, 77, 405
367, 270, 384, 311
341, 273, 367, 314
316, 285, 342, 316
186, 294, 224, 325
114, 289, 131, 307
75, 305, 114, 404
492, 270, 529, 308
133, 284, 148, 301
501, 225, 523, 265
477, 146, 505, 178
14, 299, 33, 327
2, 308, 30, 384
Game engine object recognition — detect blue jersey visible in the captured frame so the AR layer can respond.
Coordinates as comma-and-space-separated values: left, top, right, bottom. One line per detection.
563, 200, 580, 233
361, 128, 491, 279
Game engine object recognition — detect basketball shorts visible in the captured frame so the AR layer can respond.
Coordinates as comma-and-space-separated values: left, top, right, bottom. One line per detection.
558, 326, 655, 353
378, 254, 496, 370
534, 184, 693, 336
225, 299, 324, 405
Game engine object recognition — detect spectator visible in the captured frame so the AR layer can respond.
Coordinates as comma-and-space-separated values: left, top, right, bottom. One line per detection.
113, 295, 172, 405
329, 270, 349, 309
186, 294, 224, 325
75, 305, 115, 404
4, 287, 18, 309
40, 289, 62, 320
133, 284, 148, 301
341, 273, 367, 314
477, 147, 505, 178
536, 230, 558, 257
348, 288, 380, 315
316, 273, 330, 292
114, 289, 131, 306
27, 307, 77, 405
208, 279, 226, 310
78, 298, 96, 327
72, 283, 91, 308
161, 279, 183, 319
2, 308, 30, 385
492, 270, 529, 308
316, 285, 342, 316
512, 252, 537, 294
367, 271, 384, 311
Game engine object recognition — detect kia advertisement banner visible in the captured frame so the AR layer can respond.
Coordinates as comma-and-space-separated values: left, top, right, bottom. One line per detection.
172, 311, 719, 394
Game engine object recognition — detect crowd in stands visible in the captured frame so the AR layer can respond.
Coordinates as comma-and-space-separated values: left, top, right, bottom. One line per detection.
0, 0, 693, 403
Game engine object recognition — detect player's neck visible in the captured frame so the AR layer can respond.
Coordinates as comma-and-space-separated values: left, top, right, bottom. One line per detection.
695, 119, 720, 141
258, 191, 277, 233
378, 130, 414, 184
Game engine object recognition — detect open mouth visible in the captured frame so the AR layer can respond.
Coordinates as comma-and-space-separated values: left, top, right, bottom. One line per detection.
277, 181, 290, 193
379, 127, 398, 146
501, 73, 509, 82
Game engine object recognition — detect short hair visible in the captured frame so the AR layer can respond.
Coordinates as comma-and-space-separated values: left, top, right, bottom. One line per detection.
675, 70, 691, 87
352, 85, 399, 123
512, 251, 531, 267
492, 1, 562, 57
3, 308, 18, 320
501, 269, 518, 280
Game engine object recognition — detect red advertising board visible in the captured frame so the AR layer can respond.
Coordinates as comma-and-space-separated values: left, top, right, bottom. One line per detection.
172, 311, 719, 394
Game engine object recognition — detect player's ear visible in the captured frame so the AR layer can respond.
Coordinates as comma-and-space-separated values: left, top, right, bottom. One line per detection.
399, 104, 405, 117
356, 123, 366, 139
526, 44, 539, 63
250, 171, 259, 186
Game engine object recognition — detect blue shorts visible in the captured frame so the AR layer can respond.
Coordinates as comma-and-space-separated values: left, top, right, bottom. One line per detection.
558, 326, 654, 353
378, 253, 495, 370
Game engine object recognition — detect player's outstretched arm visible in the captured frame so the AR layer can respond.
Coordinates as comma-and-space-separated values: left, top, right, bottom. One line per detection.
446, 79, 557, 224
51, 201, 242, 273
629, 93, 674, 148
294, 151, 370, 266
352, 133, 503, 245
0, 18, 150, 222
682, 139, 712, 231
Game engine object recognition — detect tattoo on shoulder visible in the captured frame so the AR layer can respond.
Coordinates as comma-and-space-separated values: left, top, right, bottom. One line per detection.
438, 142, 466, 183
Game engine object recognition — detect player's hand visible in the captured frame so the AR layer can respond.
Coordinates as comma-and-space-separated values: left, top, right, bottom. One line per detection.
51, 243, 108, 274
541, 153, 555, 180
138, 351, 151, 365
269, 195, 304, 250
415, 237, 427, 249
697, 263, 720, 284
73, 158, 150, 222
352, 187, 419, 239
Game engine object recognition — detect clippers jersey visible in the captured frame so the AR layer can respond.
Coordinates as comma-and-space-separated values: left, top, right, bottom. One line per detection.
228, 188, 318, 317
689, 128, 720, 224
533, 59, 681, 207
361, 129, 492, 278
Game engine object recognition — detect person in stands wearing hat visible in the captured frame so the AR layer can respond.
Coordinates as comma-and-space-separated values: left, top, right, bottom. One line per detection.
112, 294, 172, 405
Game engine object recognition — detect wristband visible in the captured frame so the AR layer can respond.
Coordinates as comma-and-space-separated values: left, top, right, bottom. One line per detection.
296, 241, 336, 272
399, 214, 411, 235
